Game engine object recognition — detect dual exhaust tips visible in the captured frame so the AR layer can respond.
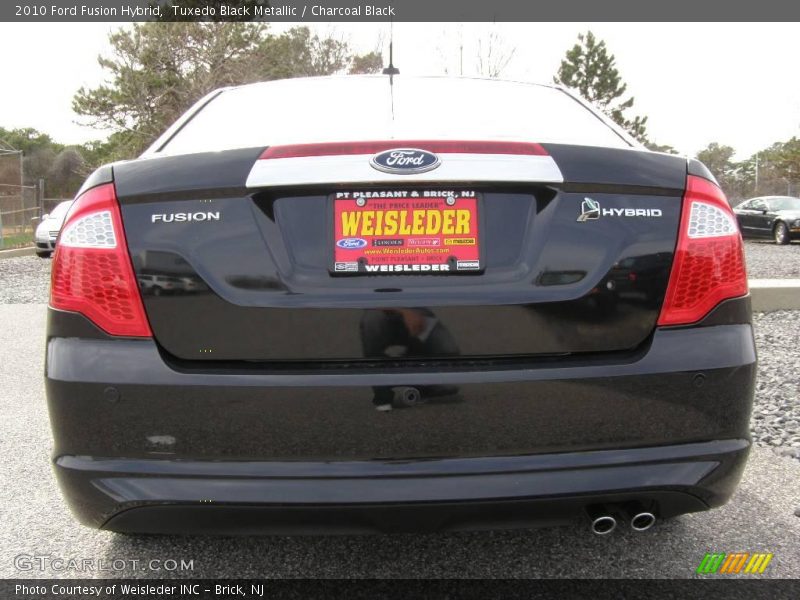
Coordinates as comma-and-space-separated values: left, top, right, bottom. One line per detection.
587, 504, 656, 535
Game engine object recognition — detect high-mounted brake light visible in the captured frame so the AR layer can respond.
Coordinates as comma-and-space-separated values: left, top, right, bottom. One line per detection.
50, 183, 152, 337
657, 175, 748, 326
259, 140, 548, 159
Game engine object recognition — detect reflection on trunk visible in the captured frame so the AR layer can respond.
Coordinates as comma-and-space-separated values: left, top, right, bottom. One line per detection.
361, 308, 461, 410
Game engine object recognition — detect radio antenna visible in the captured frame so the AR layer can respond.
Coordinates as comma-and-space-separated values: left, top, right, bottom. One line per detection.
382, 9, 400, 80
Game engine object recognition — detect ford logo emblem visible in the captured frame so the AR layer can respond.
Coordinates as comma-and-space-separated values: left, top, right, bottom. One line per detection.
370, 148, 441, 174
336, 238, 368, 249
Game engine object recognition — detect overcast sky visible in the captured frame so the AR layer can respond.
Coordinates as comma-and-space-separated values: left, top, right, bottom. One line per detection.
0, 22, 798, 159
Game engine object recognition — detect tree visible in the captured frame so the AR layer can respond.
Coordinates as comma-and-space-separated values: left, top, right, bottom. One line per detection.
349, 51, 383, 74
697, 143, 736, 189
736, 140, 800, 199
646, 141, 679, 154
257, 27, 353, 79
79, 132, 138, 167
0, 127, 61, 158
0, 127, 69, 187
433, 26, 515, 78
554, 31, 648, 143
692, 142, 757, 202
0, 126, 89, 201
771, 136, 800, 185
47, 149, 87, 197
475, 28, 516, 78
73, 23, 383, 160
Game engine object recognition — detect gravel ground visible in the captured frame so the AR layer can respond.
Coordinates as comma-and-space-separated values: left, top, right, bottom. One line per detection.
752, 311, 800, 459
0, 255, 51, 304
1, 304, 798, 580
744, 240, 800, 279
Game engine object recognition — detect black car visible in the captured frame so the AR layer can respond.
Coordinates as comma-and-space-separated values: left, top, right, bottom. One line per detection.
45, 76, 754, 536
734, 195, 800, 244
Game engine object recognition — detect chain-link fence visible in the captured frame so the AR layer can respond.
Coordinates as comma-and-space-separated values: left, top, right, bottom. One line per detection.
0, 145, 47, 250
0, 184, 41, 250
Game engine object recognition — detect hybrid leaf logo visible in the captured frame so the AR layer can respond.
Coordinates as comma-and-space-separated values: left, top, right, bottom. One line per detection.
578, 197, 601, 222
696, 552, 773, 575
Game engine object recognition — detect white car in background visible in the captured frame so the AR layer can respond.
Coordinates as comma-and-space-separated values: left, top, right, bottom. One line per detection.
34, 200, 72, 258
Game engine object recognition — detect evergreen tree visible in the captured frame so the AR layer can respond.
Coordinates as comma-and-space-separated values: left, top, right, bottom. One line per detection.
696, 142, 737, 194
554, 31, 648, 143
73, 24, 382, 159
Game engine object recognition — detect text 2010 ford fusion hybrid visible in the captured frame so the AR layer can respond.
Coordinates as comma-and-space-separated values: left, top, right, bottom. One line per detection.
45, 76, 754, 535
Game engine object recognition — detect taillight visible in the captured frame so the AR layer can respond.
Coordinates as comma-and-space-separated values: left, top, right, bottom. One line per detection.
657, 175, 748, 326
50, 183, 152, 337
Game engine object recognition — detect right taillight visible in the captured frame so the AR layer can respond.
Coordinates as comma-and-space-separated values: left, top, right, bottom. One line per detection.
657, 175, 748, 326
50, 183, 152, 337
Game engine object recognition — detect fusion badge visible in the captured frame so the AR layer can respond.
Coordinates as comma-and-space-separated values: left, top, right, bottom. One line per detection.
152, 212, 220, 223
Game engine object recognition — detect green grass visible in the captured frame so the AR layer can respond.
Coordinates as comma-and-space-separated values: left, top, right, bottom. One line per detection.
0, 232, 33, 250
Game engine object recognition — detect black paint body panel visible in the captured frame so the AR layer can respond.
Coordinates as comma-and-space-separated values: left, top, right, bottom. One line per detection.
112, 145, 688, 362
541, 144, 687, 190
46, 305, 754, 531
687, 157, 719, 185
76, 164, 114, 197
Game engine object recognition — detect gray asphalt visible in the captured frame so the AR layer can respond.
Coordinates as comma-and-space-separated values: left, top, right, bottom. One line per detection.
1, 304, 798, 579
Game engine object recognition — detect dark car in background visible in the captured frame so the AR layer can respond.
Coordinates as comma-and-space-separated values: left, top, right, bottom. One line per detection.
734, 195, 800, 244
45, 76, 754, 536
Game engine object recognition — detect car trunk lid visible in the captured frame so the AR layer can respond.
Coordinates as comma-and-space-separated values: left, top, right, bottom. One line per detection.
114, 143, 687, 362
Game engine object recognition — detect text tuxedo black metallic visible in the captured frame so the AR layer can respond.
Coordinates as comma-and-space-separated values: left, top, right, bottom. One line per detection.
45, 76, 754, 535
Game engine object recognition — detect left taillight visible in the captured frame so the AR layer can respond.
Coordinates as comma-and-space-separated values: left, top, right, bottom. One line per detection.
50, 183, 152, 337
657, 175, 748, 326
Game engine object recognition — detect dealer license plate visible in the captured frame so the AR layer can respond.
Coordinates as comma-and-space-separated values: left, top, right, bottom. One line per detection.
331, 190, 482, 275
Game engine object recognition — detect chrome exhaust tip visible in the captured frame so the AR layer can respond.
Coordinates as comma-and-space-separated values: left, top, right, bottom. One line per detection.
630, 512, 656, 531
586, 505, 618, 535
591, 515, 617, 535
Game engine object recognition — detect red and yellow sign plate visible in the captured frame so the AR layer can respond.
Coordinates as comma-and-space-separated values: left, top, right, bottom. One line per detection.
332, 190, 481, 274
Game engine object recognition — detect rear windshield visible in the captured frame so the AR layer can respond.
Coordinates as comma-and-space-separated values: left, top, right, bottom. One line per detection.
157, 76, 631, 156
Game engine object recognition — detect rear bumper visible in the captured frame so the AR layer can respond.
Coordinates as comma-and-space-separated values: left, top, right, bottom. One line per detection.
56, 440, 748, 534
45, 310, 756, 533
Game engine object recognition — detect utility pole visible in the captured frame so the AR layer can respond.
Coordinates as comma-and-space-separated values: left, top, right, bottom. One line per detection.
37, 178, 45, 217
754, 153, 759, 194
